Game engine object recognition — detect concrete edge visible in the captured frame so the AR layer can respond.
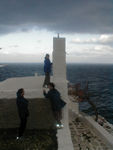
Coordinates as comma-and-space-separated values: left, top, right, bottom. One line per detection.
84, 116, 113, 149
0, 89, 44, 99
57, 104, 74, 150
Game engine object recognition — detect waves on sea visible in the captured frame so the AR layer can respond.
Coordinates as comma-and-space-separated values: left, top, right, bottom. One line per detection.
0, 63, 113, 124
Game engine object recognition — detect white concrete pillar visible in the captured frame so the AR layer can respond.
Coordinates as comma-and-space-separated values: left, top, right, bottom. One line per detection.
53, 35, 67, 99
53, 35, 68, 125
53, 35, 74, 150
53, 35, 68, 124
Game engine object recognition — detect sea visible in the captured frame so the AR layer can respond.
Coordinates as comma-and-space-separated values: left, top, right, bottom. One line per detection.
0, 63, 113, 124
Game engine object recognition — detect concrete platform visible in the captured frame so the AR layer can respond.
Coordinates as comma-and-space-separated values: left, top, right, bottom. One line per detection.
0, 76, 53, 98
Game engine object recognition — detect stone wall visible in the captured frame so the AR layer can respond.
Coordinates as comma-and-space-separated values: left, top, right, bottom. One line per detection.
0, 98, 55, 129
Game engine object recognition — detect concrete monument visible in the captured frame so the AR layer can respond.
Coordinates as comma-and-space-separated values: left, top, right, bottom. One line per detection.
53, 34, 74, 150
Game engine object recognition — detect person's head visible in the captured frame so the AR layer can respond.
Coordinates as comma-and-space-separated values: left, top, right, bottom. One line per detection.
48, 82, 55, 90
17, 88, 24, 98
45, 54, 49, 59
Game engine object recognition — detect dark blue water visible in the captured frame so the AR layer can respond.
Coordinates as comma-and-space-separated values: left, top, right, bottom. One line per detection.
0, 63, 113, 124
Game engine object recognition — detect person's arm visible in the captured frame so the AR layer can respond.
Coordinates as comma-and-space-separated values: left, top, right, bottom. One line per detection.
43, 89, 47, 97
23, 98, 29, 116
47, 59, 52, 73
56, 89, 61, 97
51, 63, 53, 68
43, 90, 50, 98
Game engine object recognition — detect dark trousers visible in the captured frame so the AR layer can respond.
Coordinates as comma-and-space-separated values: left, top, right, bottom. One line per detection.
53, 110, 62, 124
18, 117, 27, 137
43, 72, 50, 87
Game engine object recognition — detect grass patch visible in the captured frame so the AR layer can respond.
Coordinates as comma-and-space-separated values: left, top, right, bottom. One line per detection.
0, 129, 57, 150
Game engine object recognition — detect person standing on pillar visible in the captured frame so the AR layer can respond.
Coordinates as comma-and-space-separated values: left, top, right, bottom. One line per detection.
16, 88, 29, 139
43, 54, 52, 87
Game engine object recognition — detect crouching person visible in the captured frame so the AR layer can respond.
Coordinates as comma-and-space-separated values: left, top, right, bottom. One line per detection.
16, 88, 29, 139
43, 82, 66, 128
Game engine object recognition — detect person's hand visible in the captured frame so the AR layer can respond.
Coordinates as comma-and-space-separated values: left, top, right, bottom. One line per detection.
43, 88, 46, 93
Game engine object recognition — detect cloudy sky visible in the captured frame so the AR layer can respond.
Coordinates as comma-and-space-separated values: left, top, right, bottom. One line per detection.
0, 0, 113, 63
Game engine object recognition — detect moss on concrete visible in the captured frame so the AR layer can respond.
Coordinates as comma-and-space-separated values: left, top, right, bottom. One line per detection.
0, 129, 57, 150
0, 98, 56, 129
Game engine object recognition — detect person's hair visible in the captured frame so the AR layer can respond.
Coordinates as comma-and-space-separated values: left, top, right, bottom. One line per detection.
17, 88, 24, 98
45, 54, 49, 57
48, 82, 55, 89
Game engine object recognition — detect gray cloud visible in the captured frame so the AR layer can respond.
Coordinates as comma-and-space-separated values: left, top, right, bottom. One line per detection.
0, 0, 113, 35
70, 34, 113, 45
69, 45, 113, 58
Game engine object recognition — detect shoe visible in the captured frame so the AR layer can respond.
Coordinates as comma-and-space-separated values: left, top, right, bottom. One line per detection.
56, 123, 63, 129
16, 136, 23, 140
60, 124, 64, 128
56, 124, 60, 128
16, 136, 20, 140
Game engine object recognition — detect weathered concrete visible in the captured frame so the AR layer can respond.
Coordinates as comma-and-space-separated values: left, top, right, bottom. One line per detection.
69, 96, 79, 115
84, 116, 113, 149
0, 98, 55, 129
0, 76, 53, 98
69, 96, 113, 150
69, 109, 111, 150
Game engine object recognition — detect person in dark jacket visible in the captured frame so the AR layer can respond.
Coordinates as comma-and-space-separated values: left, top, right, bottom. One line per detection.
16, 88, 29, 139
43, 82, 66, 128
43, 54, 52, 87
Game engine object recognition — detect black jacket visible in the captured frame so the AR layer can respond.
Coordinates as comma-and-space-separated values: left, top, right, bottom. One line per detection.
44, 89, 66, 111
16, 96, 29, 119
